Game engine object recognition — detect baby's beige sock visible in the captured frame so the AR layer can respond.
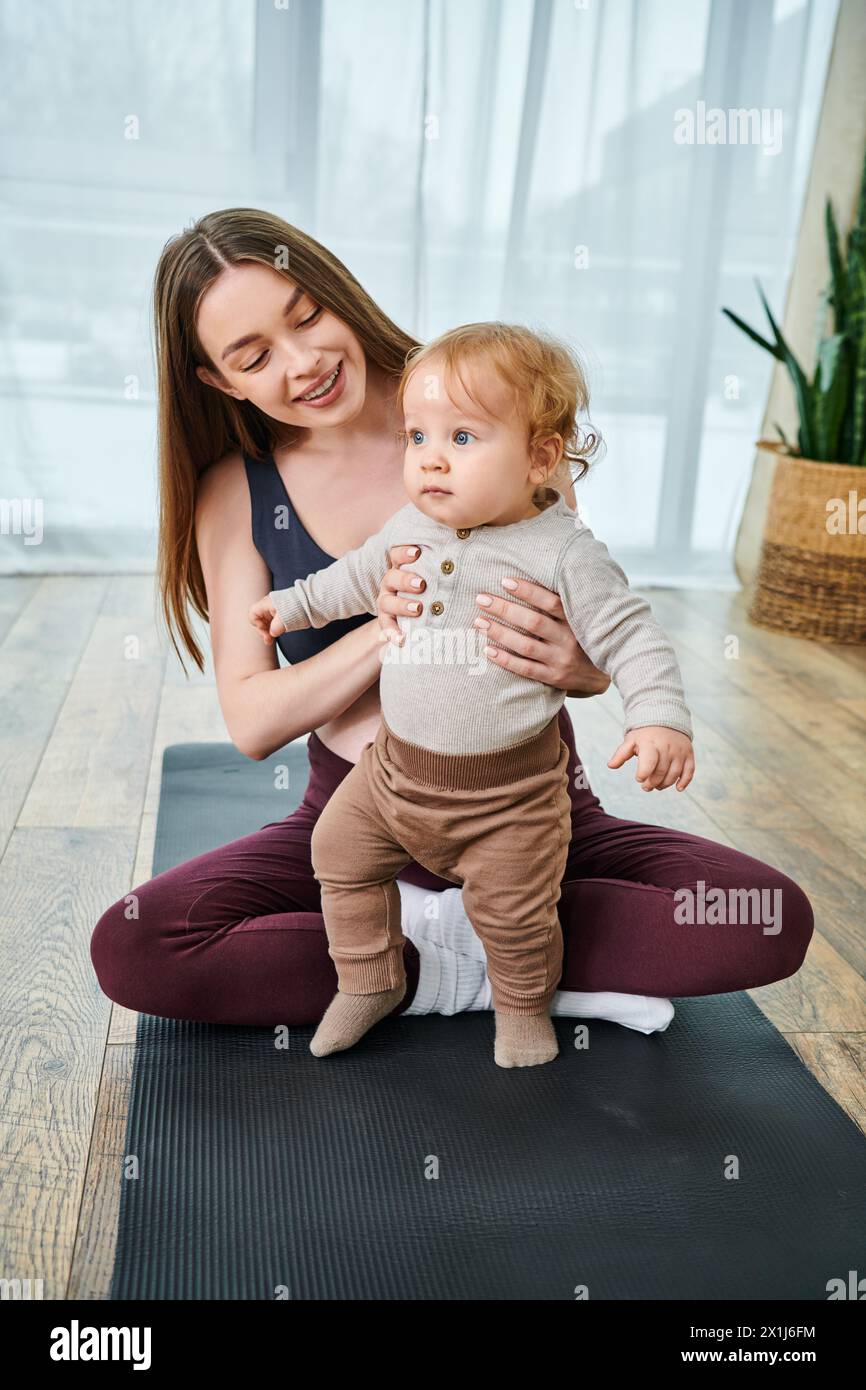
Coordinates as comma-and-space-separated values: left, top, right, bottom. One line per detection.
494, 1009, 559, 1068
309, 982, 407, 1057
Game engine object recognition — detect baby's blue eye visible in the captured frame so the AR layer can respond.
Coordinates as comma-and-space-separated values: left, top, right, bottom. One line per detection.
408, 429, 425, 446
454, 430, 476, 446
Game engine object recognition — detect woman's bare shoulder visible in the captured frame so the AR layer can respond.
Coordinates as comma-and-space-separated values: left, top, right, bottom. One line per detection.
195, 448, 249, 519
195, 447, 247, 503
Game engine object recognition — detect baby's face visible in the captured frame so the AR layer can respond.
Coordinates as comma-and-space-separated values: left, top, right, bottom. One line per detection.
401, 355, 544, 527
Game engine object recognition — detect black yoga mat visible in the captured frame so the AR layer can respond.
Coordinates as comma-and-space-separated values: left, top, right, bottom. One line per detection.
110, 741, 866, 1300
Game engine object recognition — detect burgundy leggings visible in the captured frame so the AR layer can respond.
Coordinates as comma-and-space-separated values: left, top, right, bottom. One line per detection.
90, 708, 814, 1027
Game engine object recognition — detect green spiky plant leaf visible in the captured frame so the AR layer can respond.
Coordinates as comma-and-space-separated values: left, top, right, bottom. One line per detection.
721, 143, 866, 465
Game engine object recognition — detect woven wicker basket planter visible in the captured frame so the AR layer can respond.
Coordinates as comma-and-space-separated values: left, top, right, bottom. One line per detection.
748, 440, 866, 643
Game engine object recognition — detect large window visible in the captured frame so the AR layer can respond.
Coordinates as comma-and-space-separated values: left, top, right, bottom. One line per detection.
0, 0, 840, 578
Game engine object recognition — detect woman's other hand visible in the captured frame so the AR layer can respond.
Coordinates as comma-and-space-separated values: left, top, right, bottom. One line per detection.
473, 577, 610, 695
376, 544, 426, 644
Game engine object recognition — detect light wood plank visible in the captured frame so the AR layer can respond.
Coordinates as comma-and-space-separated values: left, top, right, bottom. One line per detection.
66, 1043, 136, 1300
18, 576, 166, 829
650, 587, 866, 780
0, 577, 108, 856
0, 576, 40, 644
783, 1032, 866, 1135
666, 586, 866, 698
580, 679, 817, 832
0, 826, 137, 1298
565, 690, 739, 836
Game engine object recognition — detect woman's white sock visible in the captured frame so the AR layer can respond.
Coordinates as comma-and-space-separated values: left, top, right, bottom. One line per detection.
396, 878, 675, 1033
397, 879, 487, 1015
550, 990, 675, 1034
397, 877, 487, 959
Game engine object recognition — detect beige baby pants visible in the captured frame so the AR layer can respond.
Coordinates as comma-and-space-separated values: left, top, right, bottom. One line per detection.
309, 714, 573, 1015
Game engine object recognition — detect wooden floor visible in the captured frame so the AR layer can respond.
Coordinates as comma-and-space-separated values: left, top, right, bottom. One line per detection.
1, 574, 864, 1300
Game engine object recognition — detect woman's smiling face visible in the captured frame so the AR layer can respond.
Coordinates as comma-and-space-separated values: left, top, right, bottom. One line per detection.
194, 261, 368, 426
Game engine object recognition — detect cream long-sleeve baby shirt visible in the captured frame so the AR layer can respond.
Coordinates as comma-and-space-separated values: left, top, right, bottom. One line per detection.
269, 486, 693, 755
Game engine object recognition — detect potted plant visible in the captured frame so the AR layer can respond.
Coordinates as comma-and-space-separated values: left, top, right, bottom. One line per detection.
722, 145, 866, 643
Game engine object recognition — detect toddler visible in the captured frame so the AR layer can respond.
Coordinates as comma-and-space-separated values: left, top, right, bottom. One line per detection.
250, 322, 695, 1068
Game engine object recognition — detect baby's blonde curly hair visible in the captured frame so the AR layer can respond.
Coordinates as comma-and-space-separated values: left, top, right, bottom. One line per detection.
395, 321, 601, 494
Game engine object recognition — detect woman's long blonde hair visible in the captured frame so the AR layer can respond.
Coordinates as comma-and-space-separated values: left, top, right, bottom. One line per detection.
152, 208, 419, 672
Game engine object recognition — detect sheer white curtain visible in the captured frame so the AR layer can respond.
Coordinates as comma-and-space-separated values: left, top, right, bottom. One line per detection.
0, 0, 839, 579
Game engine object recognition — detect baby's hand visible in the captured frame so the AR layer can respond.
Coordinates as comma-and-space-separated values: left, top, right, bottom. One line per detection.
607, 726, 695, 792
249, 596, 286, 646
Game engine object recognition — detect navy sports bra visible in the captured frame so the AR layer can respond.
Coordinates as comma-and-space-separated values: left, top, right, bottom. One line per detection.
242, 450, 371, 663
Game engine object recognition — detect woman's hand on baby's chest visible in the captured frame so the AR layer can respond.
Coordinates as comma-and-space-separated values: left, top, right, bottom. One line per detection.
375, 549, 608, 695
376, 544, 427, 642
470, 575, 606, 693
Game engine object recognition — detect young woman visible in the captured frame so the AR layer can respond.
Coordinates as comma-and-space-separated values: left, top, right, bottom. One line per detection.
89, 208, 814, 1033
